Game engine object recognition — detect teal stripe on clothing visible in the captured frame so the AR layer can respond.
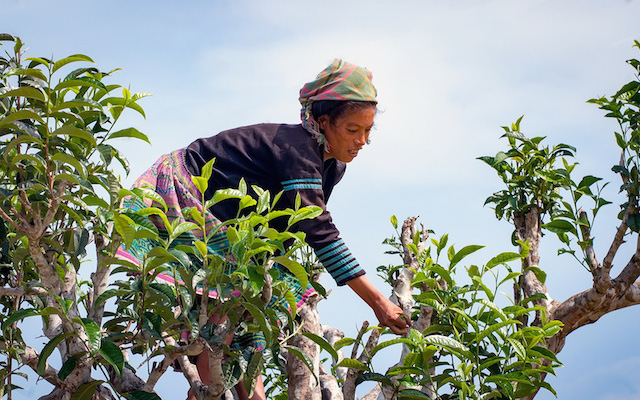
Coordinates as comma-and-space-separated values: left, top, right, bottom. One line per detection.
329, 258, 359, 276
282, 183, 323, 191
316, 239, 345, 258
325, 253, 356, 272
319, 246, 349, 265
333, 265, 362, 284
281, 178, 322, 184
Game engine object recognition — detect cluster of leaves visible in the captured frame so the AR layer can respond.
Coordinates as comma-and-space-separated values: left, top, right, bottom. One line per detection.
0, 33, 150, 397
480, 121, 612, 271
104, 160, 325, 396
0, 33, 326, 399
588, 40, 640, 228
341, 222, 562, 400
479, 117, 577, 223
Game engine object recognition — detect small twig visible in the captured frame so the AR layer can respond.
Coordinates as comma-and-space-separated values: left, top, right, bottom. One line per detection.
0, 205, 27, 232
349, 321, 369, 360
17, 189, 36, 220
261, 260, 274, 306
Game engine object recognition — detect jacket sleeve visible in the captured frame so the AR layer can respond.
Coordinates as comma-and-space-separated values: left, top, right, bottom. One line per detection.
275, 144, 365, 286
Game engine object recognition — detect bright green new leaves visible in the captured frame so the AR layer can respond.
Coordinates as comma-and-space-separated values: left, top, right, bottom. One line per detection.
371, 227, 562, 399
0, 36, 150, 399
480, 115, 612, 271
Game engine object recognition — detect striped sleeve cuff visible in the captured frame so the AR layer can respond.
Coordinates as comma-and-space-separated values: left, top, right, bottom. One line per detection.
316, 239, 365, 285
281, 178, 323, 191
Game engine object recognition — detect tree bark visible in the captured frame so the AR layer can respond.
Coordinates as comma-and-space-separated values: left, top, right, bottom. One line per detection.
287, 294, 322, 400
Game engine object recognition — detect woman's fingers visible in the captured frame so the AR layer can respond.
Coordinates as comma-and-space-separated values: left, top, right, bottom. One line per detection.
374, 299, 411, 335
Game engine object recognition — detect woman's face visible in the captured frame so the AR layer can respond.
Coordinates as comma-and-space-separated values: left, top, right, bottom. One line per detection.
319, 108, 375, 163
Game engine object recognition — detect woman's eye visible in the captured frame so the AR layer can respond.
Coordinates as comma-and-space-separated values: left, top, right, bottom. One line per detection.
347, 129, 358, 134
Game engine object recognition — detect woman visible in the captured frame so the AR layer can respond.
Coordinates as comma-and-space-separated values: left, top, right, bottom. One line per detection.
117, 59, 410, 400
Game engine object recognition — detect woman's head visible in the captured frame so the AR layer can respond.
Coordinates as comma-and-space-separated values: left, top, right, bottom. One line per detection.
299, 59, 378, 152
316, 104, 375, 162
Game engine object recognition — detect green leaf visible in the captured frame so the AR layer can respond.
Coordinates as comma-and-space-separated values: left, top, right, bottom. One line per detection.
194, 240, 208, 258
499, 271, 521, 287
0, 86, 45, 102
286, 345, 319, 381
390, 215, 398, 229
301, 332, 339, 362
201, 157, 216, 181
529, 346, 560, 363
273, 256, 309, 291
52, 54, 94, 73
542, 320, 563, 337
170, 222, 199, 242
107, 127, 150, 144
423, 335, 470, 356
475, 320, 519, 342
52, 152, 87, 179
125, 391, 162, 400
333, 337, 356, 350
98, 340, 124, 376
135, 207, 172, 235
369, 337, 413, 359
447, 245, 455, 263
243, 302, 272, 344
450, 245, 484, 267
69, 380, 103, 400
37, 333, 71, 376
81, 318, 101, 354
1, 308, 41, 330
51, 125, 97, 146
542, 219, 577, 236
355, 372, 393, 386
507, 337, 526, 359
486, 252, 522, 268
113, 214, 136, 249
243, 352, 264, 397
58, 354, 79, 380
54, 78, 106, 92
335, 357, 368, 371
0, 109, 45, 126
398, 389, 432, 399
288, 206, 323, 226
192, 176, 208, 196
627, 214, 640, 233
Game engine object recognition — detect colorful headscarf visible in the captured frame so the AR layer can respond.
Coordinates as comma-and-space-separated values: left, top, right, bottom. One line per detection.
299, 59, 378, 149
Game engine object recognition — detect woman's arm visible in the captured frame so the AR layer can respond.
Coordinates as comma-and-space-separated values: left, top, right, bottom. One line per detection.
346, 275, 411, 335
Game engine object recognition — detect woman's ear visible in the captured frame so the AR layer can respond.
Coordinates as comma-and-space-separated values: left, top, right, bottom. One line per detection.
317, 114, 329, 131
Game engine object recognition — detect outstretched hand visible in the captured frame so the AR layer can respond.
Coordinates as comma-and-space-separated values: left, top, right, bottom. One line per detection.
371, 296, 411, 335
346, 275, 412, 335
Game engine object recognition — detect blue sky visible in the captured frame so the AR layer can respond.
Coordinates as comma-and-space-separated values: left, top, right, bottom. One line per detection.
4, 0, 640, 399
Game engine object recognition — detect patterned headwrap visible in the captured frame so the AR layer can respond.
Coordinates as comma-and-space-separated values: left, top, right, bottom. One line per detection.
299, 59, 378, 149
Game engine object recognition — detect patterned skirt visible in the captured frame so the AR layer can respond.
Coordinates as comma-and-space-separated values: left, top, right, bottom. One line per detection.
115, 149, 315, 354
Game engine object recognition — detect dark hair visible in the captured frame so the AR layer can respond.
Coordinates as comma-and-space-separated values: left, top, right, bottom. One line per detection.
311, 100, 377, 124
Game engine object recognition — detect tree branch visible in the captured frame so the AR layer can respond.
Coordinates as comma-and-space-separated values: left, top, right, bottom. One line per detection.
89, 233, 113, 324
612, 236, 640, 292
602, 205, 632, 277
163, 335, 213, 400
578, 210, 600, 275
0, 344, 68, 389
0, 285, 48, 296
343, 322, 380, 400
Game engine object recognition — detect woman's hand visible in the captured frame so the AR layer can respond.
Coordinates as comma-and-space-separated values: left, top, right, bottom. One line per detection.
346, 275, 411, 335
